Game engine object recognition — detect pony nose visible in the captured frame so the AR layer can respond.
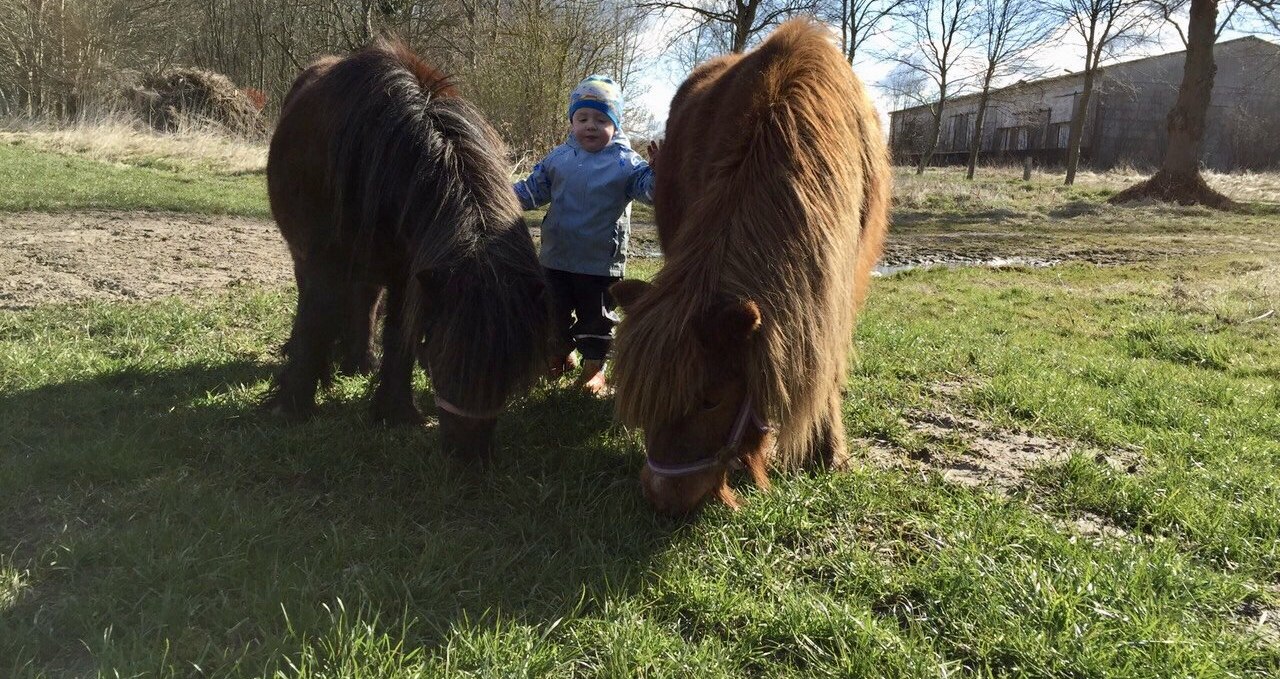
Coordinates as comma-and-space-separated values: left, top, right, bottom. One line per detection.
640, 468, 705, 516
437, 412, 497, 462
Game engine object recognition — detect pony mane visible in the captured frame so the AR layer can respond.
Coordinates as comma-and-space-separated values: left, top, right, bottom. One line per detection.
325, 39, 546, 411
613, 20, 891, 466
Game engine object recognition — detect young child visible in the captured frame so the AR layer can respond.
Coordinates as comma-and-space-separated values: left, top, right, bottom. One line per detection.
514, 75, 658, 397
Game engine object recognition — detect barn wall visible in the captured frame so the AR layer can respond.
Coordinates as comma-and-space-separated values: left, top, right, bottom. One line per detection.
889, 37, 1280, 171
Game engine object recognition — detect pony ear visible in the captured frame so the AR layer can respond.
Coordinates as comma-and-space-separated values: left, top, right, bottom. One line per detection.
610, 279, 652, 310
698, 299, 762, 350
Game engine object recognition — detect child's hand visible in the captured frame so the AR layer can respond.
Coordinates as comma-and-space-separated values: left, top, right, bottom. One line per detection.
647, 141, 661, 173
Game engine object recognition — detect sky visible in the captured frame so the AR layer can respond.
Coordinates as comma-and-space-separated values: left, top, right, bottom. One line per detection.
626, 8, 1269, 134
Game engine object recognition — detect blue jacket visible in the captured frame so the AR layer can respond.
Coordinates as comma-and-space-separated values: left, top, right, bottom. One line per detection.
514, 131, 655, 277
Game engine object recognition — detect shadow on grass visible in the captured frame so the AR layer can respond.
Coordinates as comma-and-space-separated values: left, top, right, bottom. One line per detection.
0, 359, 672, 675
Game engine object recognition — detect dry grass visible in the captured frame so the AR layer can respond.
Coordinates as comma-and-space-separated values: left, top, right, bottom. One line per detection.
0, 115, 266, 176
1201, 169, 1280, 203
894, 165, 1280, 209
3, 117, 1277, 205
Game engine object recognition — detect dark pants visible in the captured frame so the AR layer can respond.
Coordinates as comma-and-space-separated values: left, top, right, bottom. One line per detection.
546, 267, 620, 361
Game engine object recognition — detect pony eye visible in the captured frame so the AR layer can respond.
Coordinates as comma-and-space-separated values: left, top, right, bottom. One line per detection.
701, 399, 719, 411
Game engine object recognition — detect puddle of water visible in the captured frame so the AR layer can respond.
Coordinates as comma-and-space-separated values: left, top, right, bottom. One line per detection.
873, 256, 1061, 276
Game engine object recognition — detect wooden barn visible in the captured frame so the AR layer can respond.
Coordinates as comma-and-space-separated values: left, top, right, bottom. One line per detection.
888, 36, 1280, 171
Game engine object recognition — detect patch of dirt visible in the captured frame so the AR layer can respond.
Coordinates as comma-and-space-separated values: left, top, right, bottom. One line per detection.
855, 402, 1140, 540
0, 212, 669, 310
889, 409, 1137, 492
1235, 591, 1280, 647
878, 228, 1280, 269
6, 211, 1275, 310
1063, 511, 1133, 541
0, 210, 292, 309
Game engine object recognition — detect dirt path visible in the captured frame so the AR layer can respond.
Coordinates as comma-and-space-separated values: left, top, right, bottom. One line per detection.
0, 211, 659, 310
0, 211, 292, 309
3, 209, 1275, 310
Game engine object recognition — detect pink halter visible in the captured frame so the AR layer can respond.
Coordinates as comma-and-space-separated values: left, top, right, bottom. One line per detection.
433, 394, 502, 420
644, 396, 770, 477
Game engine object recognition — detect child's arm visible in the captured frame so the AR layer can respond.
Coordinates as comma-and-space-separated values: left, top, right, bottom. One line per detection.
513, 158, 553, 211
625, 142, 659, 206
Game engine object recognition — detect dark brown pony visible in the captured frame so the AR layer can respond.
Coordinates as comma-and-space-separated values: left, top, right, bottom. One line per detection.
265, 40, 547, 458
610, 20, 891, 514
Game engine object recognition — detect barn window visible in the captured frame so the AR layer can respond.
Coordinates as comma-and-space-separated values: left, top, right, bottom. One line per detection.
996, 126, 1020, 151
1047, 122, 1071, 149
950, 113, 970, 150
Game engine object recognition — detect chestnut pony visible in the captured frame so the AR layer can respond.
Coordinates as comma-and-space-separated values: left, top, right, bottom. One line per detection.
611, 20, 891, 514
265, 40, 547, 458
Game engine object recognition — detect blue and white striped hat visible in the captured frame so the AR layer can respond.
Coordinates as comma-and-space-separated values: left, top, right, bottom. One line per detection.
568, 75, 623, 129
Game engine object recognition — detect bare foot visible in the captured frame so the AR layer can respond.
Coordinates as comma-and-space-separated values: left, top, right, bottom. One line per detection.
576, 359, 612, 398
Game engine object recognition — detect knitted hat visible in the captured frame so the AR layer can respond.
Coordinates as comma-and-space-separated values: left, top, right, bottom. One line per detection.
568, 75, 623, 129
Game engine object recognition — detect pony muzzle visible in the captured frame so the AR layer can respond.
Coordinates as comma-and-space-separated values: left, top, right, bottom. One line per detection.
640, 461, 732, 516
434, 394, 501, 460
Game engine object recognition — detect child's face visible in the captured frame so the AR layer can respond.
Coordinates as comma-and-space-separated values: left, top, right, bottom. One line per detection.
571, 108, 615, 153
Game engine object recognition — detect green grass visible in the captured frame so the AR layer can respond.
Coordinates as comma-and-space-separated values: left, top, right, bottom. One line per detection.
0, 142, 269, 216
0, 138, 657, 225
2, 249, 1278, 676
1, 135, 1278, 675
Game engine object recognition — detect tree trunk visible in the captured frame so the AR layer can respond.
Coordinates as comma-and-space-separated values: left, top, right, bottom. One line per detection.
732, 0, 758, 53
1159, 0, 1216, 179
841, 0, 850, 58
916, 88, 946, 175
1063, 65, 1095, 186
1109, 0, 1232, 209
58, 0, 66, 119
966, 69, 994, 180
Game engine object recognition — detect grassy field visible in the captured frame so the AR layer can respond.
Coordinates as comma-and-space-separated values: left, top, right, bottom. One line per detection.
1, 128, 1279, 677
0, 126, 268, 217
0, 125, 657, 224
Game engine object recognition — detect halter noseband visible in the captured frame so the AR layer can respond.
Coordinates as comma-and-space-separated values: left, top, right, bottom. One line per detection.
433, 394, 503, 420
644, 396, 771, 478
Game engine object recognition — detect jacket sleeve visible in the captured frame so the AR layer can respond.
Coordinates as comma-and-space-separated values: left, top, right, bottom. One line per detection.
624, 151, 656, 206
513, 157, 554, 210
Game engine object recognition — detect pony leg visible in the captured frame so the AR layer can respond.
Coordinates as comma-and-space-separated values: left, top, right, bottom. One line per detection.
338, 282, 382, 376
371, 282, 424, 426
266, 259, 343, 418
813, 392, 849, 470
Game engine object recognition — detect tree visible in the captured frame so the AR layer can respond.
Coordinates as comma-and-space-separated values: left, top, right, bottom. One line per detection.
964, 0, 1056, 178
888, 0, 979, 174
821, 0, 908, 63
641, 0, 815, 54
880, 61, 931, 161
1045, 0, 1155, 185
0, 0, 653, 155
1110, 0, 1279, 207
0, 0, 192, 117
